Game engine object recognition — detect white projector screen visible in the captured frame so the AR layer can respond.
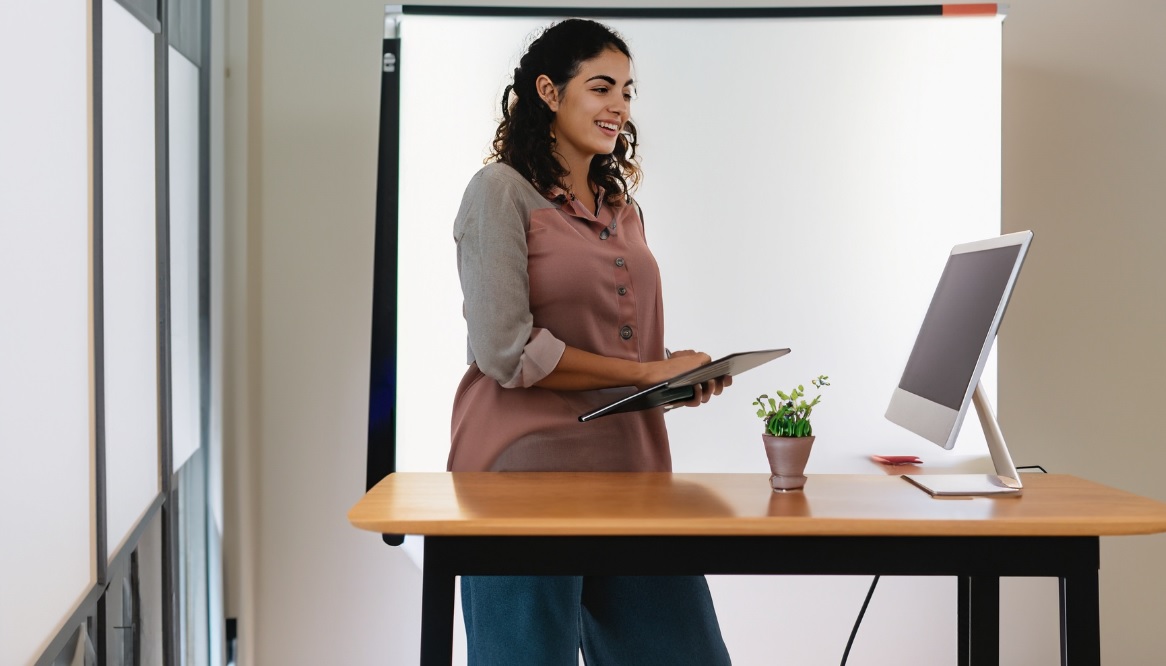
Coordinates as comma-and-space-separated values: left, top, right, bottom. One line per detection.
393, 11, 1004, 477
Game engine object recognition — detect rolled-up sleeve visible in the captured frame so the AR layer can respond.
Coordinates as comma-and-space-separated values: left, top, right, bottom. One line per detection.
454, 169, 566, 388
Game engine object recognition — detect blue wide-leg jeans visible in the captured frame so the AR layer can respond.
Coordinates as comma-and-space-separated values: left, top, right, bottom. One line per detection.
461, 575, 731, 666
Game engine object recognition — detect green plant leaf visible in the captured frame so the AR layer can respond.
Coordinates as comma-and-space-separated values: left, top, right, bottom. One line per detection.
756, 408, 765, 419
776, 390, 789, 401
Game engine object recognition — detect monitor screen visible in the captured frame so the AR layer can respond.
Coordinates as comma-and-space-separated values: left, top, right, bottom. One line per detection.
898, 244, 1021, 410
886, 232, 1032, 449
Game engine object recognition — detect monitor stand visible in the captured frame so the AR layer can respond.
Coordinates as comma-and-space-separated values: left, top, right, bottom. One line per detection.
903, 381, 1023, 497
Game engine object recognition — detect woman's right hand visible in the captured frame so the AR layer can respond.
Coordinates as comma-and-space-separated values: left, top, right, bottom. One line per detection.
639, 349, 711, 388
534, 346, 720, 393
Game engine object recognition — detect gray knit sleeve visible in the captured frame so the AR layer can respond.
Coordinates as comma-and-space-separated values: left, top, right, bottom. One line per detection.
453, 167, 565, 387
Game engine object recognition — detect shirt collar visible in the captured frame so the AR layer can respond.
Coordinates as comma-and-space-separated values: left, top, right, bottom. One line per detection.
546, 183, 623, 223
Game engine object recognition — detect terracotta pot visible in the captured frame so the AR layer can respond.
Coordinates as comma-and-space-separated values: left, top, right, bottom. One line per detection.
762, 434, 815, 491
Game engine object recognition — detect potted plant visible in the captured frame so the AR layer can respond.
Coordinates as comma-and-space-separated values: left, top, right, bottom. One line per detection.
753, 375, 829, 491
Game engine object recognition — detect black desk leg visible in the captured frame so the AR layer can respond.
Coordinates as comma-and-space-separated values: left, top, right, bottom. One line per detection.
958, 575, 1000, 666
421, 562, 456, 666
1059, 571, 1100, 666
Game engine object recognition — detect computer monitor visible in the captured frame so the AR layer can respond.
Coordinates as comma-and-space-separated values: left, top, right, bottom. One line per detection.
885, 231, 1033, 496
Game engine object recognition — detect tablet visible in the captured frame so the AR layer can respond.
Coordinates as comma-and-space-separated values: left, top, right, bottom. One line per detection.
578, 348, 791, 422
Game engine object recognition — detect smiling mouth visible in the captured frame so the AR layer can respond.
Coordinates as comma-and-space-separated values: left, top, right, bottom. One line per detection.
595, 121, 620, 132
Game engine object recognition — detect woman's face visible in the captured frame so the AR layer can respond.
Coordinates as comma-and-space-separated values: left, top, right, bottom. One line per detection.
538, 48, 634, 170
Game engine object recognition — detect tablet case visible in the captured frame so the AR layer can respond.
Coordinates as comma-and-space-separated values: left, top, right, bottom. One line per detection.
578, 348, 791, 422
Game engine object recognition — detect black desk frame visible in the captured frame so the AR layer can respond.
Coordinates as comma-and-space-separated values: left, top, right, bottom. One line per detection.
420, 535, 1100, 666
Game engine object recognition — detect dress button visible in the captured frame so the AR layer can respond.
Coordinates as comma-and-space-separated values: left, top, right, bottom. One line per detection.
600, 228, 610, 240
614, 257, 625, 268
617, 286, 627, 296
620, 325, 633, 340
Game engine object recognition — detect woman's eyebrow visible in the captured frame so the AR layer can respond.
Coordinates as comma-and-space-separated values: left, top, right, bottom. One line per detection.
586, 75, 617, 85
585, 75, 636, 88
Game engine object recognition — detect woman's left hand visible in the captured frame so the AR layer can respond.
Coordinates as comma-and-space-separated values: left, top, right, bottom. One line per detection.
672, 374, 733, 409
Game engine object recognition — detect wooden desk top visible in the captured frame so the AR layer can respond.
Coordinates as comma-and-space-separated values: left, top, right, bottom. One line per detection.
348, 473, 1166, 538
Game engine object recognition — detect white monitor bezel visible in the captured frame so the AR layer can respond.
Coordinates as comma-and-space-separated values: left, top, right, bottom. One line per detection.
885, 231, 1033, 450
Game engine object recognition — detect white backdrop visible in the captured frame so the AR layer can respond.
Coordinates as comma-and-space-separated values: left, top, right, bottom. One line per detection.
394, 12, 1003, 664
397, 13, 1002, 476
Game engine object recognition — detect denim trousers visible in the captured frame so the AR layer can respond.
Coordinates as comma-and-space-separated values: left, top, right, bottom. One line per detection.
461, 575, 732, 666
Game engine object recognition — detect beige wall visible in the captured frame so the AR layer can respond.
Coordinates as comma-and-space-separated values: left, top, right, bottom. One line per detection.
224, 0, 424, 663
224, 1, 1166, 663
1000, 1, 1166, 663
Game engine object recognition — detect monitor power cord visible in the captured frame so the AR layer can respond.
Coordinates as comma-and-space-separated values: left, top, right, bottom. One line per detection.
840, 575, 880, 666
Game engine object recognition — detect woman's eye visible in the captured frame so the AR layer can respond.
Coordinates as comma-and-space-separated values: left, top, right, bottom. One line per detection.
593, 86, 609, 94
623, 93, 633, 102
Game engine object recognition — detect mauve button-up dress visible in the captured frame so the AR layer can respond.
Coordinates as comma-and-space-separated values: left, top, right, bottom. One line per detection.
449, 162, 671, 472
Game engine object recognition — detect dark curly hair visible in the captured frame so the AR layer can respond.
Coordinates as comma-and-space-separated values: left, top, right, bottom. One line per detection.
489, 19, 641, 204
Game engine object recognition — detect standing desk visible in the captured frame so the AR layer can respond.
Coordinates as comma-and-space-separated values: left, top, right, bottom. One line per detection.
348, 472, 1166, 665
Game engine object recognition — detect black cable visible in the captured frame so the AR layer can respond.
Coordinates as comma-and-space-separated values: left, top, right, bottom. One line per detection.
1016, 465, 1048, 473
840, 575, 880, 666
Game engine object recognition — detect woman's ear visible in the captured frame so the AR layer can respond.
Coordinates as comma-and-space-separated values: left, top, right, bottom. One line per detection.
534, 74, 559, 112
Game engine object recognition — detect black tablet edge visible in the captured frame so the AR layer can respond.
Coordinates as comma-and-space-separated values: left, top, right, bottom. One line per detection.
578, 381, 668, 423
577, 348, 790, 422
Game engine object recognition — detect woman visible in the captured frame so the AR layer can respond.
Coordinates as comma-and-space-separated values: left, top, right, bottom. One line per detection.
450, 18, 733, 665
